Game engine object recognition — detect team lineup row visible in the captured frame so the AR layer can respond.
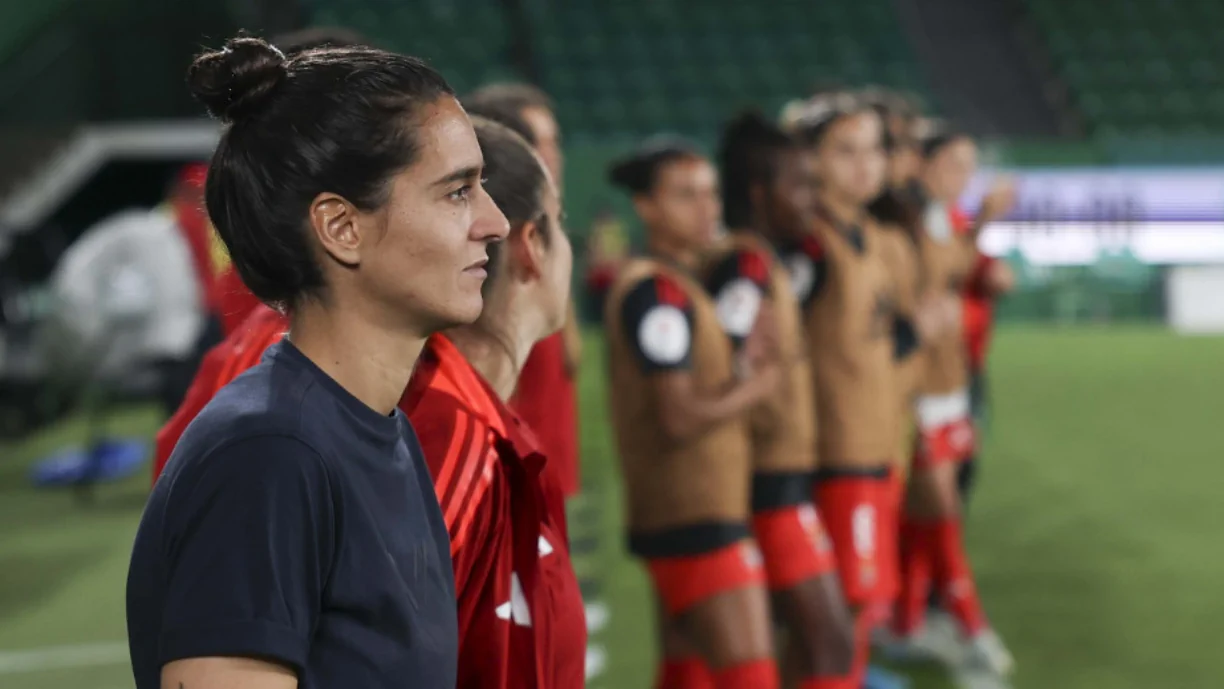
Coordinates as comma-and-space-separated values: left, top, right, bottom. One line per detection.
122, 26, 1016, 689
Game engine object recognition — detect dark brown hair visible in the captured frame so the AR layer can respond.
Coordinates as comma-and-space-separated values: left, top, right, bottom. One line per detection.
188, 36, 453, 308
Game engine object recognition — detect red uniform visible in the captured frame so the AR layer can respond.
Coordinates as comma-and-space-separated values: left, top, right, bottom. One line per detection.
152, 305, 288, 481
950, 206, 997, 372
212, 267, 263, 336
511, 333, 580, 497
963, 254, 996, 373
404, 335, 586, 689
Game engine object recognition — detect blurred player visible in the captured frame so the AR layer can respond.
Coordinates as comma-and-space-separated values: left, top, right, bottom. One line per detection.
465, 83, 585, 500
404, 118, 585, 689
889, 129, 1014, 676
781, 93, 908, 685
605, 139, 782, 689
711, 111, 856, 689
863, 93, 958, 481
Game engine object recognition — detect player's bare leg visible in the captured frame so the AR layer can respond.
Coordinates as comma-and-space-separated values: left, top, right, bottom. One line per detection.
678, 584, 780, 689
773, 575, 856, 689
654, 597, 714, 689
897, 462, 1013, 676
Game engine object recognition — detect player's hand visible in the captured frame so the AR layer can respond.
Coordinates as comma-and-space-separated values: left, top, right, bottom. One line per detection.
979, 177, 1018, 224
915, 294, 960, 342
742, 302, 781, 367
744, 357, 783, 401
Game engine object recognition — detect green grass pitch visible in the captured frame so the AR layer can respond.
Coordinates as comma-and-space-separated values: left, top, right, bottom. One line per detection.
1, 326, 1222, 688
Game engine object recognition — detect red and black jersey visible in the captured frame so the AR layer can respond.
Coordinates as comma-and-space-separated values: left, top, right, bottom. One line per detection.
951, 206, 997, 372
404, 335, 586, 689
703, 246, 773, 349
152, 305, 288, 482
776, 235, 829, 312
618, 274, 698, 373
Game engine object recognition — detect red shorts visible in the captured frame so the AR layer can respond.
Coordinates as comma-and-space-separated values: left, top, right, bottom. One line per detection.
646, 540, 766, 616
814, 471, 900, 607
752, 503, 837, 590
913, 417, 976, 469
913, 390, 976, 469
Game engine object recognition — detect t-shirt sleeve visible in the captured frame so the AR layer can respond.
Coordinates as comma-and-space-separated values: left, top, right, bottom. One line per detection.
157, 435, 335, 673
705, 248, 772, 348
619, 276, 695, 372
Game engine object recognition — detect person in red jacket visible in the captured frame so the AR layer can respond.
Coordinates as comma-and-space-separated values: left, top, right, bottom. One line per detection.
950, 205, 1016, 507
403, 118, 584, 688
152, 304, 287, 480
465, 83, 583, 498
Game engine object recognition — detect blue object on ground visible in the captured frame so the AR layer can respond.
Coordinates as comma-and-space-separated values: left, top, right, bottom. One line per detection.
29, 438, 148, 487
864, 664, 911, 689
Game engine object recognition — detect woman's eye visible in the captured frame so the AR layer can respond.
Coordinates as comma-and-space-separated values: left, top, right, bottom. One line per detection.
448, 185, 472, 202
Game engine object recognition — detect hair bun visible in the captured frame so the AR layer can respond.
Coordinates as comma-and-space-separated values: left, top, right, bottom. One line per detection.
188, 37, 287, 123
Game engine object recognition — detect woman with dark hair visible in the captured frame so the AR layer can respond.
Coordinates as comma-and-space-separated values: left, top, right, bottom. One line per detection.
126, 36, 508, 689
887, 128, 1015, 676
603, 138, 782, 689
710, 110, 857, 689
781, 92, 904, 686
404, 117, 586, 689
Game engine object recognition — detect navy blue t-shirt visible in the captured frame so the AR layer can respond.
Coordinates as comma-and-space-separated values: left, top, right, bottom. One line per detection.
126, 341, 457, 689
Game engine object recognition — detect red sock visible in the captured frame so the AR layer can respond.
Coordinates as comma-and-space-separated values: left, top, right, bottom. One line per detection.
849, 608, 875, 686
893, 519, 937, 636
931, 518, 987, 636
799, 676, 857, 689
656, 657, 714, 689
712, 659, 780, 689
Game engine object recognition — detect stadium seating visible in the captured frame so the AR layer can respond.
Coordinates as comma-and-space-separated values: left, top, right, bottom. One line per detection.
524, 0, 929, 143
1028, 0, 1224, 136
305, 0, 523, 95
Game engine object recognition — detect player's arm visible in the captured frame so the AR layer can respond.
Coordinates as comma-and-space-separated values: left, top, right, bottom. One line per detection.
621, 276, 776, 444
414, 404, 497, 597
163, 657, 296, 689
965, 177, 1017, 241
157, 435, 335, 689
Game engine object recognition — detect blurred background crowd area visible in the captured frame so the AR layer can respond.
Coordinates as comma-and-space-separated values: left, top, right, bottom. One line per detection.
2, 2, 1224, 689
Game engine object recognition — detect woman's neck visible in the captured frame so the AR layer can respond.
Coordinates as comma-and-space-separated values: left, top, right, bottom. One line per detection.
448, 300, 539, 401
819, 192, 864, 228
289, 299, 426, 415
646, 235, 698, 271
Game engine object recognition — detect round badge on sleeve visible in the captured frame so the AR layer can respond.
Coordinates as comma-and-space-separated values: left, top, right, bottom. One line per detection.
637, 305, 691, 365
786, 253, 815, 302
714, 278, 762, 338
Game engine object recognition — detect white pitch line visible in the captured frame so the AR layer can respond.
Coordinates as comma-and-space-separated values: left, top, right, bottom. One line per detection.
0, 642, 128, 675
953, 667, 1013, 689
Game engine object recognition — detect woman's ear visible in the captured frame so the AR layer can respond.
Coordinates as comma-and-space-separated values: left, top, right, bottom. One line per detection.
508, 220, 546, 281
308, 194, 364, 267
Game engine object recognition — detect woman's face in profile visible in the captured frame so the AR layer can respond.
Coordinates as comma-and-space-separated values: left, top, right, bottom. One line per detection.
360, 97, 510, 332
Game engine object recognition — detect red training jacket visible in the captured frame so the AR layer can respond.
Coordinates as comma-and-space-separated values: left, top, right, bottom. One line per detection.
403, 335, 587, 689
510, 333, 580, 497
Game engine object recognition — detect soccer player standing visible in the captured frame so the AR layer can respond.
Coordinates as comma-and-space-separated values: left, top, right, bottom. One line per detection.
127, 37, 508, 689
403, 118, 586, 689
604, 140, 783, 689
890, 130, 1014, 676
465, 83, 585, 499
781, 94, 904, 685
709, 111, 856, 689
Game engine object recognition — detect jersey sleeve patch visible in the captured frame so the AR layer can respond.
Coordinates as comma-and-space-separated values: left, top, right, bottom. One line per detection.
705, 250, 771, 345
785, 239, 828, 310
620, 277, 694, 371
